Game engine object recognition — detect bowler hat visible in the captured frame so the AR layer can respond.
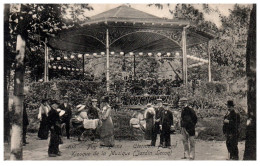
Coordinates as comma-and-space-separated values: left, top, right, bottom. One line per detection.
41, 98, 49, 103
227, 100, 235, 107
101, 96, 109, 103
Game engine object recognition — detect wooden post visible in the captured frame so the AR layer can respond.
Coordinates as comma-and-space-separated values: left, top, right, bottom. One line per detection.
208, 41, 212, 82
106, 29, 110, 92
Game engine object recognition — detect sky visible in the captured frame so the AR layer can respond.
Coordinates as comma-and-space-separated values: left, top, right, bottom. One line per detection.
84, 3, 237, 27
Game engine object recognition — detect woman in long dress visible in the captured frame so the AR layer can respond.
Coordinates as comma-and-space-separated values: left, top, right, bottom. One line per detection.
144, 104, 155, 140
38, 99, 51, 139
99, 96, 115, 147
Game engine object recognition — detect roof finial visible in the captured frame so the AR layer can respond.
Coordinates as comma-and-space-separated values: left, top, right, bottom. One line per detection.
124, 3, 131, 7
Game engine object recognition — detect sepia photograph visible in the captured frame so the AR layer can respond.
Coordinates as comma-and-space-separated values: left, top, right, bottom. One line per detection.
2, 1, 256, 161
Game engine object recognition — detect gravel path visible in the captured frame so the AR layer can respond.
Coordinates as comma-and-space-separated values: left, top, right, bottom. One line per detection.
4, 133, 245, 160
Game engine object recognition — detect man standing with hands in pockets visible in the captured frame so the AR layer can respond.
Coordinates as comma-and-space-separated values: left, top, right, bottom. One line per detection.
180, 97, 197, 160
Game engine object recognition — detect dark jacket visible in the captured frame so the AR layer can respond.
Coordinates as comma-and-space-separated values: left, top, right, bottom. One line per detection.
59, 103, 72, 122
155, 106, 164, 122
23, 103, 29, 126
88, 106, 99, 119
223, 109, 240, 135
160, 109, 173, 131
181, 106, 197, 136
47, 108, 61, 135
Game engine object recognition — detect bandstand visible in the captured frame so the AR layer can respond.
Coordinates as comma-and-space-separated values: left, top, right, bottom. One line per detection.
47, 5, 215, 106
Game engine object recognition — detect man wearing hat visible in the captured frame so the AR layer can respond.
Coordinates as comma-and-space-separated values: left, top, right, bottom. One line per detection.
223, 100, 240, 160
151, 99, 164, 146
159, 102, 173, 148
179, 97, 197, 160
58, 95, 72, 139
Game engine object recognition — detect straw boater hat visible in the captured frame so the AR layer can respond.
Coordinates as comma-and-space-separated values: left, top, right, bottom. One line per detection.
91, 99, 98, 102
147, 103, 152, 107
157, 98, 162, 102
76, 104, 86, 112
163, 103, 168, 106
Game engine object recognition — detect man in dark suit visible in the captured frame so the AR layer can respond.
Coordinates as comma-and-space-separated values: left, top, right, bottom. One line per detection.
159, 103, 173, 148
180, 97, 197, 160
59, 95, 72, 139
151, 98, 163, 146
223, 100, 240, 160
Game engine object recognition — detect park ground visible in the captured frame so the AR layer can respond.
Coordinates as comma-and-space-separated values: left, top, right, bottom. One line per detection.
4, 132, 245, 160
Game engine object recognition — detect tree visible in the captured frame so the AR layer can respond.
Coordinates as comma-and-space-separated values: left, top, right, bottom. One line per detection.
5, 3, 93, 160
243, 4, 256, 160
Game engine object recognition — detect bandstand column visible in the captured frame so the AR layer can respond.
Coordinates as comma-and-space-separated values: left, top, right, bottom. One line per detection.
44, 37, 49, 82
182, 26, 188, 86
106, 29, 110, 92
208, 41, 212, 82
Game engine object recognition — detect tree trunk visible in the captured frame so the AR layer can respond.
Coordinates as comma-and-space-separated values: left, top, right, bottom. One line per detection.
10, 34, 26, 160
4, 4, 11, 143
243, 4, 256, 160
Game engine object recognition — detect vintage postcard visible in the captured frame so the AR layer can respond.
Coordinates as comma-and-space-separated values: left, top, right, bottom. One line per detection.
2, 2, 256, 161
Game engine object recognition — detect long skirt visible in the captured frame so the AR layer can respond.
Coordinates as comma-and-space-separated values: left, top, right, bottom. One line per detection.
48, 128, 60, 155
38, 115, 49, 139
100, 116, 115, 147
145, 118, 154, 140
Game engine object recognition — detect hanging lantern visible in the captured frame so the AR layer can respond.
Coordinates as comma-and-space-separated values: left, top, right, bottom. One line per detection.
64, 56, 68, 60
157, 52, 162, 57
58, 66, 62, 70
139, 52, 143, 56
101, 52, 105, 55
78, 54, 83, 58
71, 55, 75, 59
148, 53, 152, 56
110, 51, 115, 55
85, 53, 89, 57
50, 57, 54, 61
129, 52, 134, 56
72, 68, 75, 71
76, 69, 79, 71
93, 53, 97, 56
166, 52, 171, 57
175, 52, 180, 56
57, 57, 61, 61
120, 52, 124, 55
48, 65, 51, 68
63, 67, 66, 70
53, 66, 57, 69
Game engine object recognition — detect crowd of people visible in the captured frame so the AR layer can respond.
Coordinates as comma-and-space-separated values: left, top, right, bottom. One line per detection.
129, 98, 240, 160
22, 92, 240, 160
33, 95, 115, 157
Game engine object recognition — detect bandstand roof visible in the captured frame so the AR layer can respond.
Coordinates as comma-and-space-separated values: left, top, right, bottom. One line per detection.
48, 5, 215, 54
